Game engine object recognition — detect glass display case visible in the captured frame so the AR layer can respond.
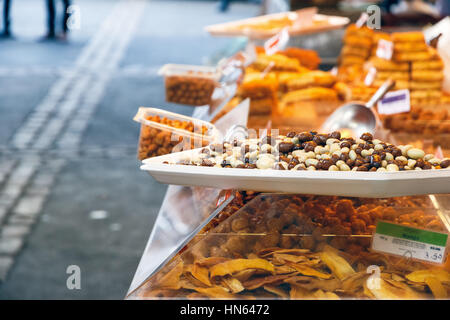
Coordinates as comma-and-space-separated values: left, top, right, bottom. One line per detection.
128, 193, 450, 299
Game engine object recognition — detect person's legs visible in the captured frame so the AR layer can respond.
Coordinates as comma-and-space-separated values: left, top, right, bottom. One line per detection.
62, 0, 70, 34
219, 0, 230, 12
2, 0, 12, 36
46, 0, 56, 37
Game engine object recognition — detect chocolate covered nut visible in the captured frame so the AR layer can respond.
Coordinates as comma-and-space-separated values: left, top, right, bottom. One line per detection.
278, 142, 294, 153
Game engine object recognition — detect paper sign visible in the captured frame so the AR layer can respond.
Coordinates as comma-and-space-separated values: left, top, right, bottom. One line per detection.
435, 146, 444, 160
293, 7, 317, 28
356, 12, 369, 28
376, 39, 394, 60
264, 27, 289, 56
372, 221, 448, 264
364, 67, 377, 86
377, 89, 410, 115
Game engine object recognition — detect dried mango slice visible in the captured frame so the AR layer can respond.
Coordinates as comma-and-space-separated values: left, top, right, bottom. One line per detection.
320, 247, 355, 280
259, 248, 311, 258
194, 286, 235, 299
210, 259, 275, 278
274, 264, 298, 275
406, 269, 450, 283
191, 264, 212, 287
284, 276, 340, 292
243, 274, 293, 290
221, 277, 245, 293
368, 279, 423, 300
290, 284, 312, 299
272, 253, 309, 264
195, 257, 230, 267
341, 271, 369, 292
155, 260, 184, 290
287, 262, 332, 279
425, 277, 448, 299
263, 285, 289, 298
233, 269, 258, 282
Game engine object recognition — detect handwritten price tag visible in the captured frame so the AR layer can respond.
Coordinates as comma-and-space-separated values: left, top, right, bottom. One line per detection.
356, 12, 369, 28
376, 39, 394, 60
264, 27, 289, 56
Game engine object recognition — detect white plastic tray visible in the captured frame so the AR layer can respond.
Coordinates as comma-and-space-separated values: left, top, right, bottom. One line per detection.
141, 149, 450, 198
205, 12, 350, 39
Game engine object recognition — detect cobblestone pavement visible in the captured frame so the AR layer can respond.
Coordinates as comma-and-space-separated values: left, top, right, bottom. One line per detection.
0, 0, 258, 299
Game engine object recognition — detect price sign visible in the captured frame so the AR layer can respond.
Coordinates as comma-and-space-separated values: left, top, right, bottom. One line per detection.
372, 221, 448, 264
377, 89, 410, 115
364, 67, 377, 86
293, 7, 317, 28
264, 27, 289, 56
376, 39, 394, 60
435, 146, 444, 160
356, 12, 369, 28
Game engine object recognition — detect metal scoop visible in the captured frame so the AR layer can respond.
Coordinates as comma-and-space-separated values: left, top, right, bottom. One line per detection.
321, 79, 395, 137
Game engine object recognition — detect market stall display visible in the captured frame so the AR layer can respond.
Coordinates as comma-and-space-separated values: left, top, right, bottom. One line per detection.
130, 10, 450, 301
134, 107, 218, 160
130, 194, 450, 300
159, 64, 220, 106
205, 10, 350, 39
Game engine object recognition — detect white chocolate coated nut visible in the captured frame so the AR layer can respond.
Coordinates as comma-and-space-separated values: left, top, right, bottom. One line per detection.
349, 150, 357, 160
256, 156, 275, 169
386, 164, 399, 171
385, 153, 393, 161
339, 163, 351, 171
328, 165, 339, 171
377, 167, 387, 172
306, 159, 319, 167
407, 148, 425, 160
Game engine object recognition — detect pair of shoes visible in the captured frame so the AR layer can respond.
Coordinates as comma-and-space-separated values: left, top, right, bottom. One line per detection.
38, 33, 57, 42
0, 30, 12, 39
38, 32, 68, 42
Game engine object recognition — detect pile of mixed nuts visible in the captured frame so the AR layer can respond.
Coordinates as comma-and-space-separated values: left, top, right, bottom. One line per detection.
171, 131, 450, 172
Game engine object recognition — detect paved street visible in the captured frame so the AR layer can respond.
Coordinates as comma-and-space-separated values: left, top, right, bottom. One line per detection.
0, 0, 259, 299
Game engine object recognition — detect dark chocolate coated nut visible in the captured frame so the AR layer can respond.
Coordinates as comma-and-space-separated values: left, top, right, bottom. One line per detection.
440, 159, 450, 168
340, 141, 351, 149
278, 142, 294, 153
313, 134, 328, 146
330, 131, 341, 140
296, 132, 313, 142
286, 131, 296, 138
303, 141, 317, 152
360, 132, 373, 141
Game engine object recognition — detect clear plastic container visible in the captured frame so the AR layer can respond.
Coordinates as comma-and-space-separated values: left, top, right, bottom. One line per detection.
159, 64, 221, 106
134, 107, 219, 160
129, 193, 450, 300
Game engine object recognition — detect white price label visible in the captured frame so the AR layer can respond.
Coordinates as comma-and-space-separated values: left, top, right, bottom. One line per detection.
356, 12, 369, 28
377, 89, 410, 115
376, 39, 394, 60
372, 221, 448, 264
264, 27, 289, 56
364, 67, 377, 86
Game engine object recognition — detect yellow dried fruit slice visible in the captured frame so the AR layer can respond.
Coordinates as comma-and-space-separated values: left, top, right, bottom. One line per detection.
210, 259, 275, 278
368, 279, 423, 300
320, 247, 355, 280
287, 262, 332, 279
155, 260, 184, 290
191, 264, 212, 287
194, 286, 235, 299
406, 269, 450, 283
221, 277, 245, 293
425, 277, 448, 299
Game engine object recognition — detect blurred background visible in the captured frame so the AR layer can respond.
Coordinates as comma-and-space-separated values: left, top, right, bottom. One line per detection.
0, 0, 447, 299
